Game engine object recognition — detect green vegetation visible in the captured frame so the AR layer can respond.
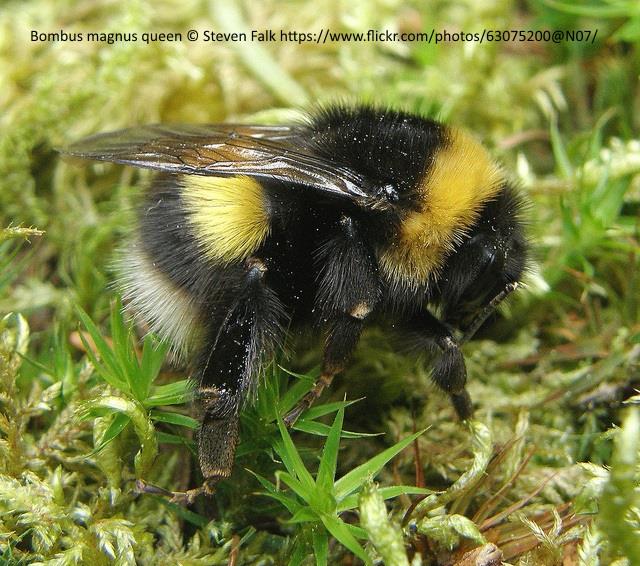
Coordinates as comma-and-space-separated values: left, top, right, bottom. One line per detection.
1, 0, 639, 564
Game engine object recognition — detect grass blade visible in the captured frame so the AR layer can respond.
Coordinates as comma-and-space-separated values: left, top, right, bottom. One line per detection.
337, 485, 433, 512
316, 406, 344, 492
293, 419, 379, 439
301, 399, 361, 421
76, 307, 127, 391
88, 412, 130, 456
275, 417, 315, 491
312, 528, 328, 566
279, 373, 316, 413
277, 471, 313, 502
319, 514, 370, 565
334, 429, 426, 501
248, 470, 304, 516
146, 379, 193, 406
150, 409, 199, 429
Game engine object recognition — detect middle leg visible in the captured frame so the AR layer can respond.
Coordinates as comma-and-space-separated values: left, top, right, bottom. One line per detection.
284, 215, 381, 426
284, 312, 366, 426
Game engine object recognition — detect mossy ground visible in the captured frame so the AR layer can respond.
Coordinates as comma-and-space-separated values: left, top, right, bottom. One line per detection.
1, 1, 639, 565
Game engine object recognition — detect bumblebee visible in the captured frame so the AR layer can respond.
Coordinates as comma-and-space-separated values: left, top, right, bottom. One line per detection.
66, 105, 528, 496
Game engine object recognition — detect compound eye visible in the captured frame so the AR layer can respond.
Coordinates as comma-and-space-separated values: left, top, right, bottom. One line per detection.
476, 245, 500, 281
475, 245, 506, 292
457, 236, 506, 307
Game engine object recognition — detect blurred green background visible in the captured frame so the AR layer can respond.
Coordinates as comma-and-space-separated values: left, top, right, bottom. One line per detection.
0, 0, 639, 564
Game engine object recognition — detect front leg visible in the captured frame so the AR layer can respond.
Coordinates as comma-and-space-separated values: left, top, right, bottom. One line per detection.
405, 310, 473, 420
284, 215, 381, 426
409, 281, 520, 419
459, 282, 519, 344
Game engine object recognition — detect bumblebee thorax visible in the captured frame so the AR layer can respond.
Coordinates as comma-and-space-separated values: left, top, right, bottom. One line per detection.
377, 127, 504, 287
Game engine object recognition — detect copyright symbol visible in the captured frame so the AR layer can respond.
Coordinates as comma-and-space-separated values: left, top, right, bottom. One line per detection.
187, 29, 198, 41
552, 30, 562, 43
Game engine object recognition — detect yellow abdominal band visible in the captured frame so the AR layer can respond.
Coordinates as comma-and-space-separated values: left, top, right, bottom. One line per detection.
181, 175, 271, 264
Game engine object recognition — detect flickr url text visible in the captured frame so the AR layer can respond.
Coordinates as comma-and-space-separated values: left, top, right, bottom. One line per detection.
30, 28, 599, 45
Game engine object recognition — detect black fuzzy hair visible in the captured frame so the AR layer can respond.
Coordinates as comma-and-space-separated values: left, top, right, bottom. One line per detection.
305, 104, 446, 205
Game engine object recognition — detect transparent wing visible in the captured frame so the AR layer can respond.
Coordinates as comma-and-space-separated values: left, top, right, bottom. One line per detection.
63, 123, 389, 209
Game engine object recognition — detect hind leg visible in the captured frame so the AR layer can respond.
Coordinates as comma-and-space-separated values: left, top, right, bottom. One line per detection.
197, 258, 285, 490
141, 257, 285, 503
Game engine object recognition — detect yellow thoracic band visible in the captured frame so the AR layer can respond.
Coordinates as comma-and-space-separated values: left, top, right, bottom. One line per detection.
379, 127, 503, 286
182, 175, 271, 264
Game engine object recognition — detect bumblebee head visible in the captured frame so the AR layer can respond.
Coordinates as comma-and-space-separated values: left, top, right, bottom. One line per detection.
439, 184, 528, 327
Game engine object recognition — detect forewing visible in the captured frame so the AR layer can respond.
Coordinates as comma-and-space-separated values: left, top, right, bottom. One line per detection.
64, 124, 386, 208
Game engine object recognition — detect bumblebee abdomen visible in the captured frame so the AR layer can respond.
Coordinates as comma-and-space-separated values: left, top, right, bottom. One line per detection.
127, 173, 269, 354
117, 242, 202, 359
